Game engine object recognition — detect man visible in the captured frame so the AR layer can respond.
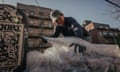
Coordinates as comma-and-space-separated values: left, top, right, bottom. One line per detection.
50, 10, 89, 39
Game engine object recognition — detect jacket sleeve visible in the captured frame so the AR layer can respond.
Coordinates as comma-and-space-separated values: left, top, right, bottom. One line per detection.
50, 26, 61, 37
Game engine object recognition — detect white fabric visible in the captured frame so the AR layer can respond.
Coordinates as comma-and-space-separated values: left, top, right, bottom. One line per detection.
26, 37, 120, 72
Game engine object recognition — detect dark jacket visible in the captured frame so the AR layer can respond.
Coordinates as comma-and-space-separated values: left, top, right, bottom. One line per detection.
51, 17, 89, 38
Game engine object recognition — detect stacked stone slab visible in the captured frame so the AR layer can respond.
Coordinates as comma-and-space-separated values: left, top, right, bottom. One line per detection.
0, 4, 26, 72
17, 3, 54, 49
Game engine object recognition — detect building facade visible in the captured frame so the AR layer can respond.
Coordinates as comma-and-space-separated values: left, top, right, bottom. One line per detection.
83, 20, 120, 44
17, 3, 54, 48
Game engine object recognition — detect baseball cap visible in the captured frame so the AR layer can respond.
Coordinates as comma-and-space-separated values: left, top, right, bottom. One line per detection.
50, 10, 63, 23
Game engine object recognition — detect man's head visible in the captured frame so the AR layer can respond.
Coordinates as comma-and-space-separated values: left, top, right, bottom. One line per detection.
50, 10, 64, 26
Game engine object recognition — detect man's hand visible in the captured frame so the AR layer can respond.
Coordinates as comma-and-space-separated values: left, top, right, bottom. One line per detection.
40, 36, 48, 43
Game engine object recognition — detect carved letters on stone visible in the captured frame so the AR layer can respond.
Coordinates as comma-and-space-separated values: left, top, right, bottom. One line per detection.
0, 23, 24, 72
